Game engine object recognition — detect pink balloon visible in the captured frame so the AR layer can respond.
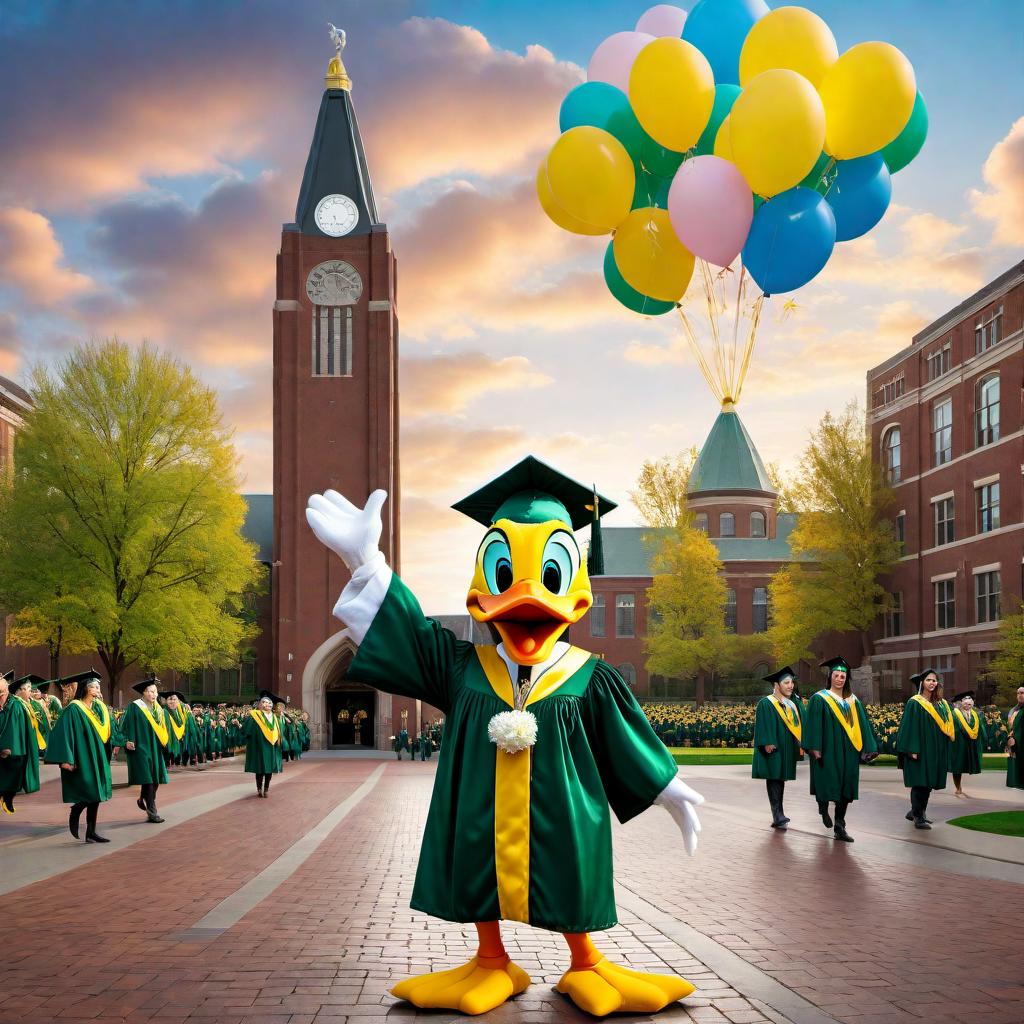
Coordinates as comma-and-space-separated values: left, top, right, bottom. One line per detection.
587, 31, 655, 93
668, 156, 753, 268
635, 5, 688, 38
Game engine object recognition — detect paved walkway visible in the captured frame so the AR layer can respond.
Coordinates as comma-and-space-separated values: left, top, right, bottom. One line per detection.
0, 757, 1021, 1024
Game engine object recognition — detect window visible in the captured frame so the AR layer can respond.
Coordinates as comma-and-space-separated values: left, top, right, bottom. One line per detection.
720, 512, 735, 537
724, 589, 737, 632
976, 570, 1001, 624
895, 512, 906, 554
882, 426, 902, 483
975, 306, 1003, 354
311, 305, 354, 377
975, 374, 1000, 447
750, 511, 766, 538
590, 593, 606, 638
926, 343, 951, 381
977, 482, 1000, 534
934, 579, 955, 630
618, 663, 637, 687
694, 512, 708, 533
884, 592, 903, 638
874, 375, 906, 408
615, 594, 635, 638
933, 496, 955, 546
752, 587, 768, 633
934, 653, 956, 690
932, 398, 952, 466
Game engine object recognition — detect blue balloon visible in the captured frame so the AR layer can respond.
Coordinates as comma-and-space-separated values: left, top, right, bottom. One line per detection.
742, 188, 836, 295
559, 81, 644, 156
682, 0, 769, 85
826, 154, 892, 242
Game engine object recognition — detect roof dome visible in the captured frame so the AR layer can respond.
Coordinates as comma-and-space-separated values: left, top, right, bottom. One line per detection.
688, 410, 775, 496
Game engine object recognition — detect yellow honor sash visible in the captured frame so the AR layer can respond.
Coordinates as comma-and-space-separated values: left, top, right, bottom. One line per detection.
135, 699, 169, 747
20, 697, 46, 751
954, 708, 980, 741
820, 690, 863, 752
911, 694, 954, 740
476, 644, 593, 923
72, 699, 111, 743
769, 697, 802, 741
249, 709, 279, 744
167, 706, 186, 741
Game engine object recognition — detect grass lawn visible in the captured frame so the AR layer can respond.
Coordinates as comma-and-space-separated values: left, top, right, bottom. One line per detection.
864, 753, 1008, 771
947, 811, 1024, 837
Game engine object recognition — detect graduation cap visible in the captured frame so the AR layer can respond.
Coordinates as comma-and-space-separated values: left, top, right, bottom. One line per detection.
131, 675, 160, 695
952, 690, 975, 702
9, 676, 36, 695
451, 455, 617, 532
60, 668, 103, 700
160, 690, 188, 701
36, 681, 55, 694
1, 669, 13, 682
257, 689, 286, 704
909, 668, 939, 686
820, 657, 850, 674
764, 666, 797, 685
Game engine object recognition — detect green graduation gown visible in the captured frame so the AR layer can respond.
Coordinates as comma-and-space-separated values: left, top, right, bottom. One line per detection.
802, 690, 877, 803
896, 697, 952, 790
243, 710, 282, 774
165, 706, 186, 760
43, 700, 114, 804
347, 574, 678, 934
119, 700, 169, 785
1007, 708, 1024, 789
29, 698, 52, 746
950, 708, 986, 776
751, 696, 803, 781
0, 695, 38, 795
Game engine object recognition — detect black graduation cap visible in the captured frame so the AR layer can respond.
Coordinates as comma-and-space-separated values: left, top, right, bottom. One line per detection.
451, 455, 617, 532
37, 681, 55, 693
952, 690, 975, 702
258, 689, 287, 705
59, 668, 103, 700
131, 675, 160, 695
909, 668, 938, 685
820, 657, 850, 673
9, 676, 36, 694
764, 666, 797, 685
1, 669, 13, 682
16, 674, 49, 689
159, 690, 188, 701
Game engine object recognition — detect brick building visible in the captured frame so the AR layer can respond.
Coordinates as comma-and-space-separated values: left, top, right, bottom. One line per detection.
867, 261, 1023, 700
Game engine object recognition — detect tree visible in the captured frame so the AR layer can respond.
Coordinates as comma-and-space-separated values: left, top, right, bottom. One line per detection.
767, 401, 901, 664
644, 517, 741, 704
6, 603, 96, 680
0, 340, 265, 698
990, 597, 1024, 704
765, 460, 806, 515
629, 447, 700, 527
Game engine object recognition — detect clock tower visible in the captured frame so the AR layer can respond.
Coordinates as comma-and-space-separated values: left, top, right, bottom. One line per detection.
272, 37, 403, 749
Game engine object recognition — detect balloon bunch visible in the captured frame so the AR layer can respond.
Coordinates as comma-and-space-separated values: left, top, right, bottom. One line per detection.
538, 0, 926, 402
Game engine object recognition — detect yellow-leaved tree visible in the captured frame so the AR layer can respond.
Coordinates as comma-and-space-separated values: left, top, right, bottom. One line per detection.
990, 598, 1023, 704
629, 447, 700, 528
0, 340, 265, 697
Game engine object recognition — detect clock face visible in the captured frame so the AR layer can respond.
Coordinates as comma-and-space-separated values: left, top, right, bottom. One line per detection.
314, 193, 359, 236
306, 260, 363, 306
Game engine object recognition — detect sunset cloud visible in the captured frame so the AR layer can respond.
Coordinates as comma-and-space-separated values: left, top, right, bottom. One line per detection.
402, 352, 552, 416
0, 207, 94, 307
970, 117, 1024, 246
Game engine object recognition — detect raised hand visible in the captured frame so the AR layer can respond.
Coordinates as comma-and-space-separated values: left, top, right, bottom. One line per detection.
306, 489, 388, 572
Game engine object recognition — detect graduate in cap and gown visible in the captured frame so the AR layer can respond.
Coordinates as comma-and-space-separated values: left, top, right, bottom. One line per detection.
119, 676, 169, 823
36, 680, 64, 725
1006, 685, 1024, 790
161, 691, 189, 768
802, 657, 878, 843
0, 672, 39, 813
306, 456, 704, 1017
43, 670, 115, 842
27, 679, 54, 742
949, 690, 987, 797
751, 667, 803, 830
896, 669, 953, 829
243, 691, 283, 797
9, 676, 47, 795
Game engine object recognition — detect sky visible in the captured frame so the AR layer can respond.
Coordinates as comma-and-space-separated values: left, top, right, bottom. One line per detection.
1, 0, 1022, 613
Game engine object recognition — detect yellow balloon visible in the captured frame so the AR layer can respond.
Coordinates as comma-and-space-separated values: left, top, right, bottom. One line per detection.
739, 6, 838, 88
729, 69, 824, 197
629, 37, 715, 152
543, 126, 635, 234
714, 115, 734, 162
819, 42, 917, 159
612, 207, 694, 302
536, 162, 607, 236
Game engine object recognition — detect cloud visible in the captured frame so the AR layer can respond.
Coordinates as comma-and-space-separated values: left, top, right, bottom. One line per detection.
0, 313, 19, 377
402, 352, 552, 415
0, 207, 94, 306
970, 117, 1024, 247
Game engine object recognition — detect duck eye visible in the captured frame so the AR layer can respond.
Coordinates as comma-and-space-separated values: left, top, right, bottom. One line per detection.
540, 531, 580, 596
480, 531, 513, 594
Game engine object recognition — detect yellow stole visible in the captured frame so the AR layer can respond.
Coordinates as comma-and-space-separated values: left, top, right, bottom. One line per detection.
19, 697, 46, 751
476, 644, 593, 923
820, 690, 863, 752
72, 699, 111, 743
769, 696, 802, 741
249, 709, 279, 745
954, 708, 980, 741
167, 706, 186, 741
911, 694, 954, 740
135, 699, 169, 747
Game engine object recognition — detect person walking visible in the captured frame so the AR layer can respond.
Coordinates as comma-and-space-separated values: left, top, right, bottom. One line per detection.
119, 677, 169, 823
896, 669, 954, 829
751, 667, 803, 830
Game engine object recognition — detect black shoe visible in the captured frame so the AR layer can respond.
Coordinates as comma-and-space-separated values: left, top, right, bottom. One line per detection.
914, 818, 932, 830
137, 797, 147, 812
833, 825, 854, 843
779, 814, 791, 825
906, 810, 933, 824
69, 804, 84, 839
770, 820, 788, 830
146, 811, 165, 823
820, 807, 833, 829
85, 831, 110, 843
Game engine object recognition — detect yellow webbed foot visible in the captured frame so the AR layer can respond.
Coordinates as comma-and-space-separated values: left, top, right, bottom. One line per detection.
557, 958, 695, 1017
391, 956, 531, 1016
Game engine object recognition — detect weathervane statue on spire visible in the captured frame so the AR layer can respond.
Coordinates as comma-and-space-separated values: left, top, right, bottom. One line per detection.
328, 22, 346, 57
325, 23, 351, 90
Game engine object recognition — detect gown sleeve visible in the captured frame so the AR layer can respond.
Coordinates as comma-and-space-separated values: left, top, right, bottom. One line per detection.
582, 661, 679, 824
856, 698, 878, 754
802, 693, 823, 752
895, 700, 919, 756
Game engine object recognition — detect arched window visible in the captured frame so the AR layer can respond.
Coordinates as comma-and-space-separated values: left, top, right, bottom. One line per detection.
694, 512, 708, 533
750, 511, 766, 538
618, 663, 637, 687
975, 374, 1000, 447
720, 512, 735, 537
883, 426, 901, 483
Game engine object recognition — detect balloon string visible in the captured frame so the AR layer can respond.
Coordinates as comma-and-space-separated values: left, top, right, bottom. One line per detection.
676, 304, 724, 405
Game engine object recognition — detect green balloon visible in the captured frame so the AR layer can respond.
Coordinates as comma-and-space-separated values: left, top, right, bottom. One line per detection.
632, 167, 671, 210
639, 133, 685, 178
694, 84, 741, 157
603, 242, 674, 316
881, 92, 928, 174
799, 152, 833, 193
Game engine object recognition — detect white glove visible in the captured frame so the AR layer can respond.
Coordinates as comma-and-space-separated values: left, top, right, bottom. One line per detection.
306, 489, 387, 573
654, 773, 704, 857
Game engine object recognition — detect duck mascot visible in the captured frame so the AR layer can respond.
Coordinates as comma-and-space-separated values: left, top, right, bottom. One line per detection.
306, 456, 704, 1016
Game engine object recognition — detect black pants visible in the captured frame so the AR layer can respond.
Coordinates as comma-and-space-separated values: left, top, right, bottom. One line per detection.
139, 782, 160, 812
765, 779, 786, 822
910, 785, 931, 820
818, 798, 851, 825
255, 773, 271, 792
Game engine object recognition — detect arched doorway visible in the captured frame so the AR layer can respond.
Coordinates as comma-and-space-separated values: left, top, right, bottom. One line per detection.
325, 682, 376, 748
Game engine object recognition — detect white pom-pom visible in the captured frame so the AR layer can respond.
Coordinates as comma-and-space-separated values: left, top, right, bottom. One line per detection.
487, 709, 538, 754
